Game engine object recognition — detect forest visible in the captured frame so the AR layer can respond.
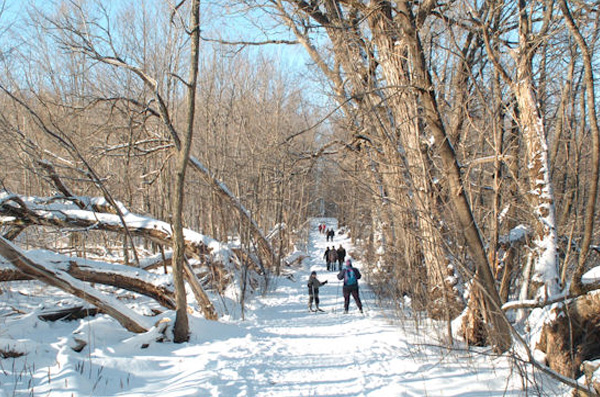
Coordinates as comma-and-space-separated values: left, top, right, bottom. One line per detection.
0, 0, 599, 394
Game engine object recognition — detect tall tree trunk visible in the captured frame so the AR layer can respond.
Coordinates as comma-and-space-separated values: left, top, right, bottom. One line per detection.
514, 3, 560, 300
172, 0, 201, 343
394, 0, 511, 351
480, 1, 560, 301
513, 74, 560, 299
367, 0, 463, 319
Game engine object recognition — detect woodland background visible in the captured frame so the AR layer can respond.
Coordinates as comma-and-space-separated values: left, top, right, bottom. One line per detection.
0, 0, 600, 393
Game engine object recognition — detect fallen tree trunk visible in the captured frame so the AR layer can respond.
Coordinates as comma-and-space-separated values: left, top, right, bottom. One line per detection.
1, 258, 176, 310
183, 259, 218, 320
38, 306, 101, 322
0, 265, 30, 281
536, 292, 600, 379
67, 261, 176, 310
0, 236, 151, 333
0, 193, 211, 259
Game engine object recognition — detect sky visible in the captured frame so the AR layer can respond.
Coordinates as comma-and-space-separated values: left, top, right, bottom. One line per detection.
0, 217, 571, 396
0, 0, 327, 107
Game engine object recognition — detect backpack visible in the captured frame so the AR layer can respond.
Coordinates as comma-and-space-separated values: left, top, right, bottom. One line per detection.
345, 268, 357, 286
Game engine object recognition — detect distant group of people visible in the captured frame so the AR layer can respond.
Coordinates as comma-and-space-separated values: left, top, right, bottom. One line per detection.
318, 223, 336, 241
307, 259, 363, 314
323, 245, 346, 271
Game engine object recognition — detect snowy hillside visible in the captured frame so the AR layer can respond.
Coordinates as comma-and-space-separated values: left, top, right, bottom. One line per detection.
0, 218, 567, 396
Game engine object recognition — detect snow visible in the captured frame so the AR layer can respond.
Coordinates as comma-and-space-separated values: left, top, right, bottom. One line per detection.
0, 218, 569, 396
582, 266, 600, 285
506, 224, 531, 243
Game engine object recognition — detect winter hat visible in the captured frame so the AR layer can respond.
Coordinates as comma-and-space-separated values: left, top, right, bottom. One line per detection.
346, 259, 352, 266
311, 271, 317, 276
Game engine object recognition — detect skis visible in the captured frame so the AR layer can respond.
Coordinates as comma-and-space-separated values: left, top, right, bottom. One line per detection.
308, 308, 365, 314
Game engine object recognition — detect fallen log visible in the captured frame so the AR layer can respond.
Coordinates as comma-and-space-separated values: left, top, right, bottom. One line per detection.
38, 306, 100, 322
67, 261, 176, 310
0, 265, 30, 281
537, 291, 600, 379
0, 193, 212, 259
0, 236, 151, 333
1, 256, 176, 310
183, 259, 217, 320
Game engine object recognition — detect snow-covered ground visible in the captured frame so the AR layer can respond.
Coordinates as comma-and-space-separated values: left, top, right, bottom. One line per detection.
0, 218, 568, 396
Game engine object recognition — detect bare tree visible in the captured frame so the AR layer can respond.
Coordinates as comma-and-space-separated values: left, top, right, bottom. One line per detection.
557, 0, 600, 296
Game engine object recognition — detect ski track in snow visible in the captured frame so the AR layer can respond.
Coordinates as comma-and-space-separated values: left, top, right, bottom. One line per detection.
0, 218, 567, 396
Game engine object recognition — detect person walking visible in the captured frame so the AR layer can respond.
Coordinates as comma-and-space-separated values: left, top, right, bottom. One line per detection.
323, 247, 331, 270
336, 245, 346, 271
337, 259, 363, 313
307, 271, 327, 312
327, 228, 335, 242
327, 246, 338, 272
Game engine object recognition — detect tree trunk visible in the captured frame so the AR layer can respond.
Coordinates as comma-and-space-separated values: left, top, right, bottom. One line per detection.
171, 0, 201, 343
367, 0, 463, 319
514, 75, 560, 299
395, 0, 511, 352
0, 236, 149, 333
183, 259, 218, 320
536, 292, 600, 378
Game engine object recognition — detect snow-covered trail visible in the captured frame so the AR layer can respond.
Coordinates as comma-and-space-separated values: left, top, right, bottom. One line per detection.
1, 218, 566, 396
137, 217, 555, 397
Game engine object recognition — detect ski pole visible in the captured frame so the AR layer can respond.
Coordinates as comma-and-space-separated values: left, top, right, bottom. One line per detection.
335, 279, 340, 313
311, 283, 315, 312
362, 287, 370, 312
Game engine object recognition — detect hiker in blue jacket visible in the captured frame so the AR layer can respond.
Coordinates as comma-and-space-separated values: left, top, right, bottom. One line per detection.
337, 259, 363, 313
307, 271, 327, 312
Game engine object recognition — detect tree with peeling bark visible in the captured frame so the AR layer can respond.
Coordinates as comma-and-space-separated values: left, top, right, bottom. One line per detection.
478, 0, 561, 298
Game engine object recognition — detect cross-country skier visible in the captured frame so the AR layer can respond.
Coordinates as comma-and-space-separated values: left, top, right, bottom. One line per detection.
307, 271, 327, 312
337, 259, 363, 314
